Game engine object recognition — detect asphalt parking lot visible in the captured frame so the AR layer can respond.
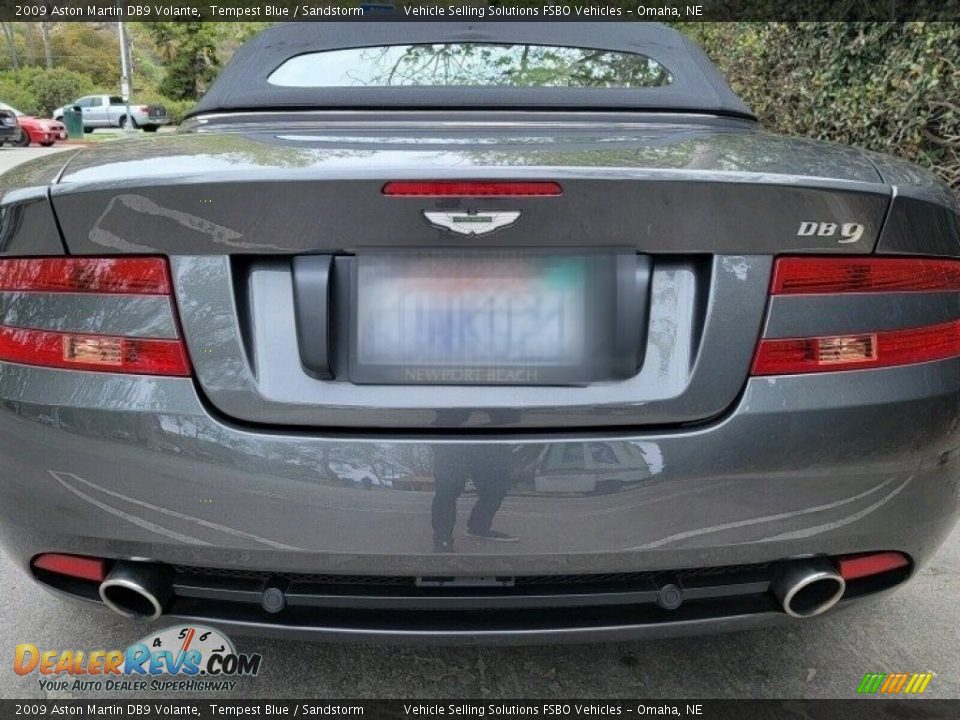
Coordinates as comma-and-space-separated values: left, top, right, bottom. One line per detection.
0, 144, 958, 701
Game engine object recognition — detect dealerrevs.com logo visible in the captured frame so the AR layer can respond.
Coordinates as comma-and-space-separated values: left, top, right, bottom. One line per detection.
14, 625, 262, 693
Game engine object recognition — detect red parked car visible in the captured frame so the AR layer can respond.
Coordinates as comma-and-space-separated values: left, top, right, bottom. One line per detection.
0, 102, 66, 146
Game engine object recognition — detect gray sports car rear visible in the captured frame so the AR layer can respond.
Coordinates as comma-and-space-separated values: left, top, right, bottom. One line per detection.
0, 23, 958, 643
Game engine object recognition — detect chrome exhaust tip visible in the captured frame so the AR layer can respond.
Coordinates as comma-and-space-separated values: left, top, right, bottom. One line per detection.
99, 562, 171, 621
773, 559, 846, 618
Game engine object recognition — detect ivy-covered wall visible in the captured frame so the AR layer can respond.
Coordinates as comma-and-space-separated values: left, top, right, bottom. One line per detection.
680, 23, 960, 200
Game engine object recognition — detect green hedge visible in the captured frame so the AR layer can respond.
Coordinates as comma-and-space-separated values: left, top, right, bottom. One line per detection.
0, 68, 95, 117
679, 22, 960, 200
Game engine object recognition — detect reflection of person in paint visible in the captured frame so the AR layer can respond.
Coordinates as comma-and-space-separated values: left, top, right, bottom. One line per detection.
432, 444, 517, 552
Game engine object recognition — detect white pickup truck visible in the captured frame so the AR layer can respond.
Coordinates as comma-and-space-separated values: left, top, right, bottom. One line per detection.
52, 95, 170, 133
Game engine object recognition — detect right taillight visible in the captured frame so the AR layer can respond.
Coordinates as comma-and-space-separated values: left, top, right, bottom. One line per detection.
0, 257, 190, 377
752, 257, 960, 376
771, 256, 960, 295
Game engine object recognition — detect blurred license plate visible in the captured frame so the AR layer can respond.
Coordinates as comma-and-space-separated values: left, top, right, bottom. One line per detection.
351, 252, 612, 385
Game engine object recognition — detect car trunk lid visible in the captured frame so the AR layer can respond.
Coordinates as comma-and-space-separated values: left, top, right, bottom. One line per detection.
48, 115, 892, 429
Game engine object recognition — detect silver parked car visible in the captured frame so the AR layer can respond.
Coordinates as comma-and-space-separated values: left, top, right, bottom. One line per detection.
52, 94, 170, 133
0, 23, 958, 643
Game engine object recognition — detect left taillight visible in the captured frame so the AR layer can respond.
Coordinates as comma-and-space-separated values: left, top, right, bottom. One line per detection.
752, 256, 960, 376
0, 257, 190, 376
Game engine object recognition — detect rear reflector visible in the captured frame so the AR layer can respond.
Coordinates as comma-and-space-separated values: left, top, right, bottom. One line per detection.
0, 257, 170, 295
32, 553, 107, 582
382, 181, 562, 197
836, 552, 910, 581
752, 319, 960, 375
0, 326, 190, 376
772, 257, 960, 295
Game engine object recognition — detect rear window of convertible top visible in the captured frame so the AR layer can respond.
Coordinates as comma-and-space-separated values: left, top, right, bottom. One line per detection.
267, 43, 674, 89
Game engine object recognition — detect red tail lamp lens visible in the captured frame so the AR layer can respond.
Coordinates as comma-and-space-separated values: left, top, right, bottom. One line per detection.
772, 257, 960, 295
0, 257, 190, 377
0, 326, 190, 376
752, 320, 960, 375
0, 257, 170, 295
33, 553, 108, 582
836, 552, 910, 581
382, 181, 562, 197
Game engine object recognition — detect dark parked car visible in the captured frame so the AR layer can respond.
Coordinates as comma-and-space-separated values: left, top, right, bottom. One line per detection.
0, 103, 19, 144
0, 23, 958, 643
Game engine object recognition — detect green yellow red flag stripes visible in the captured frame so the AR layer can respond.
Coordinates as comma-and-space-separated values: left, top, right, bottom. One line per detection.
857, 672, 933, 694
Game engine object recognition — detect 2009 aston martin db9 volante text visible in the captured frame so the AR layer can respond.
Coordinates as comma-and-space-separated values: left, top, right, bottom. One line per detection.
1, 23, 958, 643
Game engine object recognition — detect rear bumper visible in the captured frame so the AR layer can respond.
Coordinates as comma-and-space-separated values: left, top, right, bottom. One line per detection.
133, 113, 171, 126
38, 581, 887, 645
29, 129, 64, 143
0, 358, 958, 639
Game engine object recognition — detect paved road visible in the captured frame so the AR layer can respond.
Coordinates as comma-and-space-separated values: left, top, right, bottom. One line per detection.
0, 144, 958, 701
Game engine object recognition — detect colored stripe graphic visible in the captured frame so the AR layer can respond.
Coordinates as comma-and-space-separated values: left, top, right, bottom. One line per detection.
858, 672, 932, 694
857, 673, 886, 693
911, 674, 933, 694
879, 674, 898, 693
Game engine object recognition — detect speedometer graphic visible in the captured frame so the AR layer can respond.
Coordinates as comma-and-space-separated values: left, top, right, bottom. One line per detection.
134, 625, 235, 675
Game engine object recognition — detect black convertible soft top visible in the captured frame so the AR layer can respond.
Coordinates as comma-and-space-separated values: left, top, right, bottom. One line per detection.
187, 22, 754, 119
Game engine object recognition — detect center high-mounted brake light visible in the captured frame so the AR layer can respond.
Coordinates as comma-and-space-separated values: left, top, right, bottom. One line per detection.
753, 256, 960, 376
382, 181, 563, 197
0, 257, 190, 377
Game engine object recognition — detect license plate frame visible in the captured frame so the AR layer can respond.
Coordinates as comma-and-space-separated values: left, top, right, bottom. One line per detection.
347, 249, 644, 386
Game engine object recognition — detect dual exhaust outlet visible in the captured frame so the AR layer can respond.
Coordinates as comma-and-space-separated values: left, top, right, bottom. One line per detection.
99, 562, 171, 621
96, 558, 847, 622
771, 558, 846, 618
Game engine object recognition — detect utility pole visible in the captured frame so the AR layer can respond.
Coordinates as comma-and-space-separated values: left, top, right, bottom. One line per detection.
117, 22, 134, 134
